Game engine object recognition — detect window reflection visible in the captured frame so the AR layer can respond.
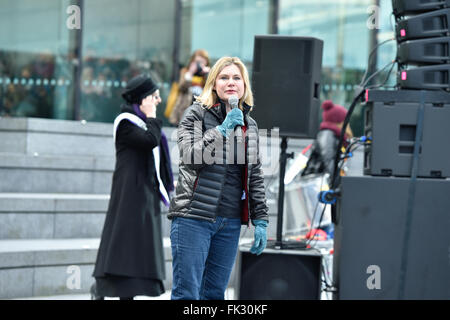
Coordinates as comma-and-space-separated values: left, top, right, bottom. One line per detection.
279, 0, 379, 136
180, 0, 272, 65
0, 0, 75, 120
80, 0, 175, 124
0, 0, 395, 135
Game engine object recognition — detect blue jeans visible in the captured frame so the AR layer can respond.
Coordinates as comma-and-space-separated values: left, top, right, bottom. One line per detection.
170, 216, 242, 300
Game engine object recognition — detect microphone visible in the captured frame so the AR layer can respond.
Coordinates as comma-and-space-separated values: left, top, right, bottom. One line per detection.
228, 95, 239, 109
228, 96, 243, 143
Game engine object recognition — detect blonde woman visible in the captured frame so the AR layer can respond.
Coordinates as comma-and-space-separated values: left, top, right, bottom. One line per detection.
168, 56, 269, 300
169, 49, 211, 125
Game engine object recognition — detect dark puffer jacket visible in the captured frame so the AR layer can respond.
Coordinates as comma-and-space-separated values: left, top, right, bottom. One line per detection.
301, 129, 339, 179
168, 101, 268, 225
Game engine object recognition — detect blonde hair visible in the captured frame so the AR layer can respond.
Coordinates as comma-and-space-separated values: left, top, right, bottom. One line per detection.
196, 56, 254, 109
187, 49, 210, 68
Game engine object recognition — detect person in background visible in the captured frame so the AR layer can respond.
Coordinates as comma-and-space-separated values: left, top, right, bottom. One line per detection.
91, 74, 174, 300
301, 100, 353, 181
301, 100, 353, 237
168, 56, 269, 300
169, 49, 210, 125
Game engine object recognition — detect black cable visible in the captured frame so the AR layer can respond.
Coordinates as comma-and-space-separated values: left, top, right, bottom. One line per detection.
366, 59, 397, 90
362, 60, 396, 88
338, 141, 371, 175
330, 89, 365, 191
330, 59, 396, 191
304, 202, 328, 248
359, 38, 395, 87
398, 91, 426, 299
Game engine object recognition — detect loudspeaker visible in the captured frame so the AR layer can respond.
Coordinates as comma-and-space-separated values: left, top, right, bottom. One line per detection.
237, 244, 322, 300
251, 35, 323, 138
395, 9, 450, 42
364, 89, 450, 178
392, 0, 450, 17
397, 37, 450, 65
333, 175, 450, 299
397, 64, 450, 89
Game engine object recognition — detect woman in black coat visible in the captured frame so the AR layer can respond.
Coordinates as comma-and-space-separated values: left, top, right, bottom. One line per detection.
92, 74, 174, 300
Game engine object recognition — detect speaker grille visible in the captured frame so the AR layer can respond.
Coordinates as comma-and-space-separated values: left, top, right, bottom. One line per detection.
251, 35, 323, 138
238, 250, 322, 300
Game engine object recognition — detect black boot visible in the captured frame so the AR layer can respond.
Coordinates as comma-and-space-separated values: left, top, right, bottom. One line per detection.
90, 282, 104, 300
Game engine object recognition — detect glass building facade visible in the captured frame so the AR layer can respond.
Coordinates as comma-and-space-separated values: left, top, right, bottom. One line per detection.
0, 0, 395, 135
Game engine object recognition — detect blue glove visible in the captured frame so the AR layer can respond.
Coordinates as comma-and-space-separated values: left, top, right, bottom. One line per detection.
250, 219, 268, 255
216, 108, 244, 138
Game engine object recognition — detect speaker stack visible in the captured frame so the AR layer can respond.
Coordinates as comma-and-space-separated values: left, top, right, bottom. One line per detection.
333, 0, 450, 299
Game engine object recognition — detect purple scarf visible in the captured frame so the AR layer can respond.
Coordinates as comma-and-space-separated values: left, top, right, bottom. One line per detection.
160, 131, 174, 192
133, 104, 147, 121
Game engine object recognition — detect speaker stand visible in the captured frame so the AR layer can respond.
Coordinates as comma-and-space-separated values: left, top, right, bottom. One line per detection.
274, 136, 294, 249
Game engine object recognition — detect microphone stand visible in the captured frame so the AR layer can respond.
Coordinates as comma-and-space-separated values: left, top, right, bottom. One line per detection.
275, 136, 294, 249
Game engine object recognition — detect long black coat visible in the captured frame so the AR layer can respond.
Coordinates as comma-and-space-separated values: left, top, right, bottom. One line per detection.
93, 106, 171, 282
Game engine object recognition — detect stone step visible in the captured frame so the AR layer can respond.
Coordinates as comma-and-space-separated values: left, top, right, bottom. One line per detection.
0, 192, 175, 240
0, 146, 280, 193
0, 192, 279, 240
0, 237, 172, 299
0, 193, 109, 239
0, 117, 114, 157
0, 116, 306, 158
13, 290, 173, 300
0, 152, 114, 194
0, 237, 258, 300
0, 117, 179, 157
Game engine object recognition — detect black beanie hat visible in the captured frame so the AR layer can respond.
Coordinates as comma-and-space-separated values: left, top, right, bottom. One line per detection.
122, 74, 159, 104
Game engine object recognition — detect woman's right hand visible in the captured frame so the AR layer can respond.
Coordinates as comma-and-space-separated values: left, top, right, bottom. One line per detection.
188, 61, 198, 75
216, 108, 244, 137
140, 95, 157, 118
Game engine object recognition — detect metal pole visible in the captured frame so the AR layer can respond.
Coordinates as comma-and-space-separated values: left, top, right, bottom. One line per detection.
270, 0, 279, 34
275, 136, 293, 249
172, 0, 182, 83
367, 0, 380, 86
72, 0, 84, 121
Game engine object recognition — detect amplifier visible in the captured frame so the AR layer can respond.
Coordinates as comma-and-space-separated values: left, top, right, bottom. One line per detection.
397, 37, 450, 65
395, 9, 450, 42
398, 64, 450, 90
392, 0, 450, 17
364, 89, 450, 178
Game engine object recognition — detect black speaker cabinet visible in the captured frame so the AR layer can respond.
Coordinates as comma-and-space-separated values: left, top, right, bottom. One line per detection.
251, 35, 323, 138
364, 89, 450, 178
392, 0, 450, 17
236, 244, 322, 300
397, 37, 450, 65
397, 64, 450, 90
333, 175, 450, 299
395, 9, 450, 42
